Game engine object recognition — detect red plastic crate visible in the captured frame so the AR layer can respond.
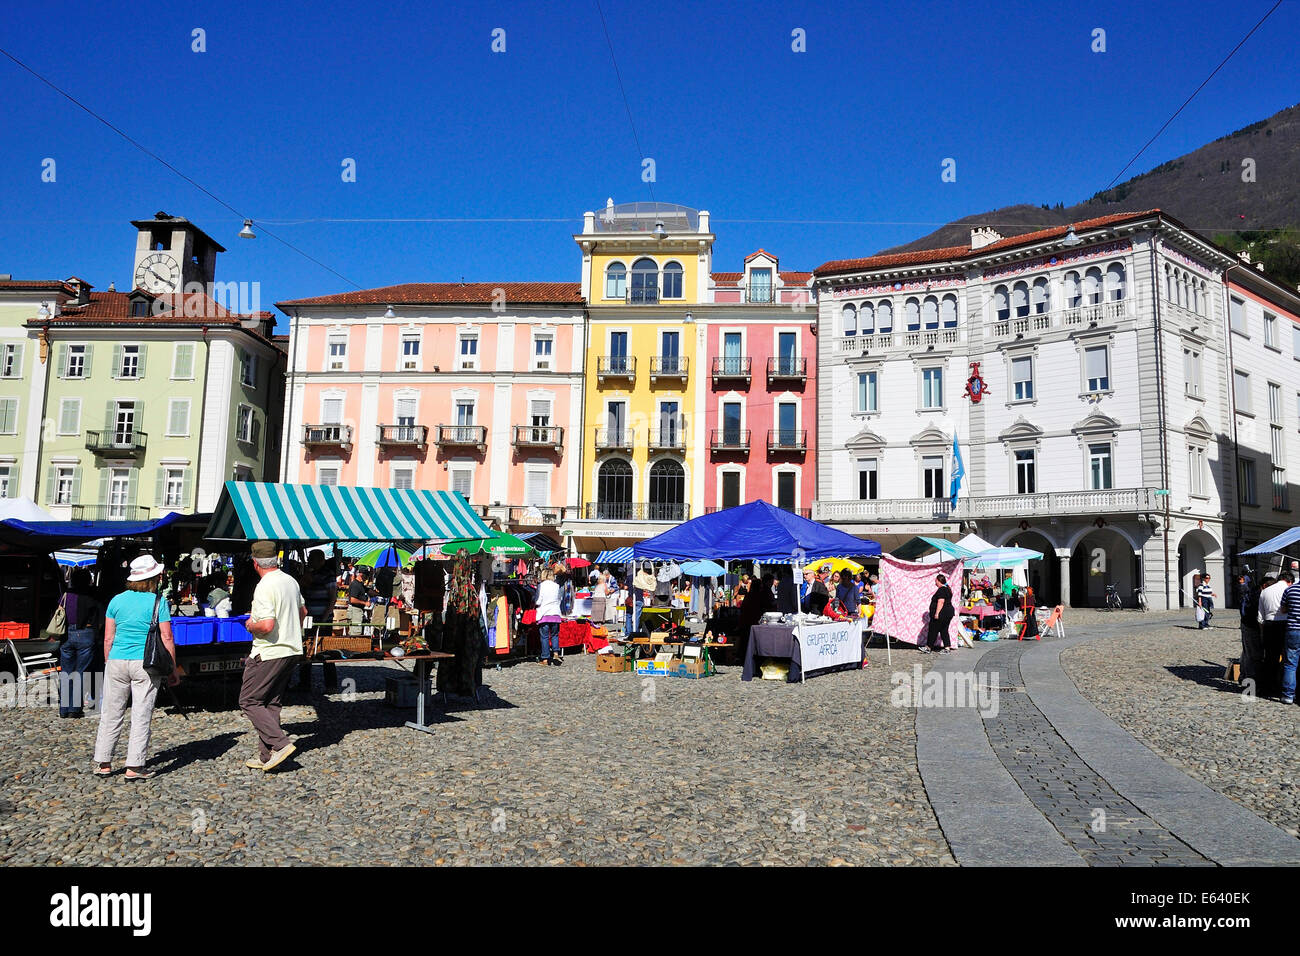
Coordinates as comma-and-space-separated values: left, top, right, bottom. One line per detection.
0, 621, 31, 641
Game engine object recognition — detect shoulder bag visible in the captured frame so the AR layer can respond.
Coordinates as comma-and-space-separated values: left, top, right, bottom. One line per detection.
47, 594, 68, 639
142, 594, 175, 678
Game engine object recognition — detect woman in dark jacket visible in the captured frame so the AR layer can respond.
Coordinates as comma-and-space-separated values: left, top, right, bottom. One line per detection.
59, 569, 105, 719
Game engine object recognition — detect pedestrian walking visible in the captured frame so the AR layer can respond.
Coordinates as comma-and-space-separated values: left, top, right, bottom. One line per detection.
93, 555, 178, 779
1195, 573, 1216, 628
535, 568, 562, 666
923, 573, 955, 653
59, 568, 104, 719
240, 541, 306, 771
1279, 575, 1300, 705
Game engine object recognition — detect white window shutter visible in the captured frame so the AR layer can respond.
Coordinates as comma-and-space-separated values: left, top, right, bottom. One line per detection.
98, 468, 109, 506
83, 344, 93, 377
70, 466, 81, 504
57, 344, 67, 378
112, 344, 122, 378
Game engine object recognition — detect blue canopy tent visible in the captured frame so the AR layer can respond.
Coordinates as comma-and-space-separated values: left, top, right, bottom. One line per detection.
633, 501, 880, 562
1242, 527, 1300, 557
0, 511, 191, 553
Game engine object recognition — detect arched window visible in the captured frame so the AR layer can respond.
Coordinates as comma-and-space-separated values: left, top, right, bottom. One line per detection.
1065, 271, 1081, 308
596, 459, 633, 520
940, 295, 957, 328
605, 261, 626, 300
1012, 282, 1030, 318
1083, 267, 1103, 305
1031, 277, 1050, 314
1180, 274, 1189, 309
648, 459, 686, 521
904, 298, 921, 331
1105, 262, 1126, 302
922, 296, 939, 330
630, 258, 658, 304
1198, 281, 1208, 316
993, 286, 1010, 322
661, 261, 684, 299
860, 301, 875, 333
1165, 267, 1175, 302
877, 300, 893, 332
841, 303, 857, 336
1191, 282, 1199, 315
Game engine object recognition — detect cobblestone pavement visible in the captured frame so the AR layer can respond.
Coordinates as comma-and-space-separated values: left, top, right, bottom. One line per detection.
979, 641, 1212, 866
0, 650, 954, 866
1062, 615, 1300, 837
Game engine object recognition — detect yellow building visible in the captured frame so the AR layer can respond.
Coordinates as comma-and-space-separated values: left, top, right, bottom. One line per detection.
564, 201, 714, 552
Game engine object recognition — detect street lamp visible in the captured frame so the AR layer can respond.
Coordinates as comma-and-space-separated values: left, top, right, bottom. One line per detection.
239, 219, 257, 239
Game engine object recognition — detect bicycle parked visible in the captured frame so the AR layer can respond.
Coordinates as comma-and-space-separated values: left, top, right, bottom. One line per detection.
1103, 583, 1123, 610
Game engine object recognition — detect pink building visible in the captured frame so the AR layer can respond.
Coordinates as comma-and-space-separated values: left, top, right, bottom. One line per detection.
277, 283, 584, 527
702, 251, 817, 515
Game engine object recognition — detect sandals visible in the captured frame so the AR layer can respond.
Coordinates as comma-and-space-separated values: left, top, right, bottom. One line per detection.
93, 764, 112, 776
124, 768, 154, 780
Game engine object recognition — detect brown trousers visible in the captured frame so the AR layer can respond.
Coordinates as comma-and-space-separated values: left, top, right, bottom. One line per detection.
239, 654, 302, 761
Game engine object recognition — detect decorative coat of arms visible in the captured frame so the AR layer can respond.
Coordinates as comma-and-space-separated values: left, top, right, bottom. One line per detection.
964, 363, 988, 404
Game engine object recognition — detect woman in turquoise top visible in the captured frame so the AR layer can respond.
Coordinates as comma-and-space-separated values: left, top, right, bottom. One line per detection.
93, 555, 178, 779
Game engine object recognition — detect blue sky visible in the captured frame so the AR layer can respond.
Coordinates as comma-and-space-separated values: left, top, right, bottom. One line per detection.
2, 0, 1297, 328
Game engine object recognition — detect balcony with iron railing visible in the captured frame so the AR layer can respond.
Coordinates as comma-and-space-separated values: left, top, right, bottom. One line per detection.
813, 487, 1160, 523
582, 501, 690, 522
302, 424, 353, 448
86, 429, 147, 456
512, 425, 564, 450
767, 428, 807, 454
648, 426, 687, 451
597, 355, 636, 382
594, 427, 636, 451
711, 356, 752, 385
709, 428, 750, 453
376, 424, 428, 447
436, 425, 487, 448
625, 288, 659, 305
71, 504, 151, 521
766, 356, 807, 383
649, 355, 688, 382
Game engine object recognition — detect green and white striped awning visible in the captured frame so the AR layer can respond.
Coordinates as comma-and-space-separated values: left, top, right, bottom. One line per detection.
205, 481, 492, 544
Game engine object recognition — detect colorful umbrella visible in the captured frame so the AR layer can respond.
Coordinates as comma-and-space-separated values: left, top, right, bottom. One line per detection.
357, 545, 412, 568
568, 557, 591, 569
818, 557, 864, 575
681, 559, 725, 577
440, 531, 536, 557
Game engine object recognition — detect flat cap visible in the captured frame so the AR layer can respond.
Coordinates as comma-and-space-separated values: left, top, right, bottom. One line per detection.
250, 540, 278, 559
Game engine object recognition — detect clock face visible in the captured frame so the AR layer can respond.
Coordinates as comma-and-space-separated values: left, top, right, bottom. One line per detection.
135, 252, 180, 293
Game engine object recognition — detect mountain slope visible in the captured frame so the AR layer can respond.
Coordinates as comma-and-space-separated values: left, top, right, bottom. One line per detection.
882, 102, 1300, 256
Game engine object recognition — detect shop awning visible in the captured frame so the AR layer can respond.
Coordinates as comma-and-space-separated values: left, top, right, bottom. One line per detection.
891, 536, 977, 562
594, 547, 635, 563
204, 481, 492, 544
1242, 527, 1300, 556
517, 532, 564, 554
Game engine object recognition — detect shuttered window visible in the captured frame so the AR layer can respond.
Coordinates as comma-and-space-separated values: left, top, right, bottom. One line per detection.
173, 343, 195, 379
1084, 346, 1109, 392
524, 469, 549, 507
168, 398, 191, 436
450, 468, 472, 498
58, 399, 81, 435
322, 398, 343, 424
0, 398, 18, 434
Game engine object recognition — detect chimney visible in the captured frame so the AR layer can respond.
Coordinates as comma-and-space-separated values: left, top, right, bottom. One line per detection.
583, 211, 595, 233
970, 226, 1003, 250
698, 210, 710, 233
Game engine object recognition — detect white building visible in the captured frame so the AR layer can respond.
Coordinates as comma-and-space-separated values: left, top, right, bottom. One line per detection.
812, 210, 1300, 610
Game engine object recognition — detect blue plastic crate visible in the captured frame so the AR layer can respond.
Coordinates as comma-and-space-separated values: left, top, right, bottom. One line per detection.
171, 617, 216, 646
216, 615, 251, 644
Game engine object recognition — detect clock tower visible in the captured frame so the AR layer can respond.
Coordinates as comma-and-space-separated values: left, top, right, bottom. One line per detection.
130, 211, 224, 295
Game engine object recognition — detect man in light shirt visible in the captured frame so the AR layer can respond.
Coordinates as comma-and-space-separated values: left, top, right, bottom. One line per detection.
1260, 571, 1293, 699
240, 540, 306, 771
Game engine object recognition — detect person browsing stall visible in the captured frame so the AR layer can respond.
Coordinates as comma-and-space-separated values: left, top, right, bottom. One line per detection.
240, 541, 306, 772
923, 573, 956, 654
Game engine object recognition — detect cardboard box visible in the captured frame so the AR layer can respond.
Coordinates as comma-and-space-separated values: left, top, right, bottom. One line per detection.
670, 657, 709, 679
634, 657, 672, 677
596, 653, 632, 673
1224, 659, 1241, 683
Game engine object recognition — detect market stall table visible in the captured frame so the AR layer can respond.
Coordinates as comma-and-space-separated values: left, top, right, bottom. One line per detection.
742, 618, 864, 683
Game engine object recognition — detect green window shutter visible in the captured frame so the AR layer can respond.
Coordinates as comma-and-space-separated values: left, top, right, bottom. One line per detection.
57, 344, 67, 378
168, 399, 189, 436
111, 344, 122, 379
251, 414, 262, 451
154, 467, 166, 507
7, 463, 18, 498
83, 344, 93, 377
70, 466, 82, 505
105, 401, 116, 432
182, 467, 193, 508
0, 398, 16, 434
126, 468, 139, 507
174, 343, 194, 379
59, 400, 78, 435
136, 344, 147, 378
44, 468, 56, 506
97, 468, 109, 505
11, 343, 23, 378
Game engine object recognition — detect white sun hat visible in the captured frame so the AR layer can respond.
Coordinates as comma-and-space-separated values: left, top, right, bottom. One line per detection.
126, 554, 165, 582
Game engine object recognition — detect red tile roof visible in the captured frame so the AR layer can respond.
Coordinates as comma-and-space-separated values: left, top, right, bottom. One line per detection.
778, 271, 811, 284
711, 272, 743, 285
278, 282, 583, 307
32, 291, 272, 325
814, 210, 1163, 277
745, 249, 777, 262
0, 279, 78, 293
